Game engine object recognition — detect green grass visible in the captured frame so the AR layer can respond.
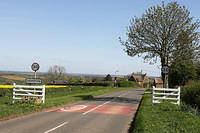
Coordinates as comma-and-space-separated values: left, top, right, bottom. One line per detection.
0, 86, 136, 120
133, 91, 200, 133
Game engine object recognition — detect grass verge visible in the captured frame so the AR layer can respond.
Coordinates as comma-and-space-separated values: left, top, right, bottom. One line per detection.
133, 91, 200, 133
0, 86, 136, 120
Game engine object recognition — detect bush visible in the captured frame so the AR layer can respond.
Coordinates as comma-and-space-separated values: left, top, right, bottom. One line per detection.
181, 80, 200, 110
169, 62, 196, 87
0, 88, 12, 97
104, 74, 112, 81
118, 81, 138, 87
66, 81, 113, 87
143, 83, 149, 88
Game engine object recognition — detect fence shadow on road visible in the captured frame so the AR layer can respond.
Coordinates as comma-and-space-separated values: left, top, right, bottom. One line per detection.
74, 95, 140, 104
89, 97, 139, 104
73, 95, 94, 100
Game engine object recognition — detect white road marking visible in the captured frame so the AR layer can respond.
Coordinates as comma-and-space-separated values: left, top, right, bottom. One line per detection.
82, 93, 127, 115
60, 105, 87, 112
44, 121, 68, 133
82, 101, 110, 115
43, 93, 128, 132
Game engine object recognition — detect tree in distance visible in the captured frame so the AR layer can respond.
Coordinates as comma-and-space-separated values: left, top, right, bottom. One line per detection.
104, 74, 112, 81
119, 1, 200, 85
47, 65, 67, 82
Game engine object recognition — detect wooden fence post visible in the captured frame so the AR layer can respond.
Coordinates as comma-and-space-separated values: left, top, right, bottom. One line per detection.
152, 86, 155, 105
42, 85, 45, 103
177, 87, 180, 105
13, 83, 16, 104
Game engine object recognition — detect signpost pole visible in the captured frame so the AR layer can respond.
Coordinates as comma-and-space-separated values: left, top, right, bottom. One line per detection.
31, 62, 40, 94
34, 72, 36, 94
166, 75, 168, 88
34, 72, 36, 79
164, 74, 167, 88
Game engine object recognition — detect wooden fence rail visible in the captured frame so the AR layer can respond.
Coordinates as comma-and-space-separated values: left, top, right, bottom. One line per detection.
152, 86, 180, 105
13, 83, 45, 104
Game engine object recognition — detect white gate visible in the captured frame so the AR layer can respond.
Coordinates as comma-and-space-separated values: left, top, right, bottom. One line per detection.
13, 83, 45, 104
152, 86, 180, 105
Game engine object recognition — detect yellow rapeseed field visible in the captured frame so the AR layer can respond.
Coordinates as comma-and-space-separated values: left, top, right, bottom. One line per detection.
0, 85, 13, 88
45, 85, 66, 88
0, 85, 67, 88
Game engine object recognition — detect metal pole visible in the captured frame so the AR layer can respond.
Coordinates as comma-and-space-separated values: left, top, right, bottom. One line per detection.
34, 72, 36, 94
166, 75, 169, 88
164, 74, 167, 88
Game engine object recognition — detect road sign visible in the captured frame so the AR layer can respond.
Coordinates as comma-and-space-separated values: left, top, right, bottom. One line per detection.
162, 66, 170, 74
31, 62, 40, 72
26, 78, 42, 84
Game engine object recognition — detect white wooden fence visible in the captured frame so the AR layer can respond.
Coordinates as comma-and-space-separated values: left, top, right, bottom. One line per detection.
13, 83, 45, 104
152, 86, 180, 105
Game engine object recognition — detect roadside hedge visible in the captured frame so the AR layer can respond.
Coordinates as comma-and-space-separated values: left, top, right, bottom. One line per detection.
65, 81, 113, 87
118, 81, 139, 87
182, 80, 200, 111
0, 88, 12, 97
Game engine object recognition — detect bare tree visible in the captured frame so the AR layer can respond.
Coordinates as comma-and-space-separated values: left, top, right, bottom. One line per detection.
47, 65, 67, 82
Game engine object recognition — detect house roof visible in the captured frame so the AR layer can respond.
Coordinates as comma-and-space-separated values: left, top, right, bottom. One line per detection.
130, 74, 147, 82
154, 78, 163, 84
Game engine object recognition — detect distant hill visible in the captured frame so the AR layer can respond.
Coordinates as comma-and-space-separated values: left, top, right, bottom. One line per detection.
0, 70, 156, 78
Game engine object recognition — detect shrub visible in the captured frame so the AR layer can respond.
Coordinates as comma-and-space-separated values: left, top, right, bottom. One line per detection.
0, 88, 12, 97
169, 62, 196, 87
143, 83, 149, 88
104, 74, 112, 81
181, 80, 200, 110
118, 81, 138, 87
66, 81, 113, 87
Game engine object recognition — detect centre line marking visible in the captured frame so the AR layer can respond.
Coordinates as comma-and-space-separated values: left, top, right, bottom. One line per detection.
82, 101, 110, 115
44, 121, 68, 133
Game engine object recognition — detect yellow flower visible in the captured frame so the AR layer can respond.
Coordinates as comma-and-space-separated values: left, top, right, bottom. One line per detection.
0, 85, 13, 88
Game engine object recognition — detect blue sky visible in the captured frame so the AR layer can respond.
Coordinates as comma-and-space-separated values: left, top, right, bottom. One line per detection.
0, 0, 199, 76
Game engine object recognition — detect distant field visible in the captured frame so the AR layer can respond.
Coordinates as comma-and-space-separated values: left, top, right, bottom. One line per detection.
0, 75, 25, 81
0, 85, 67, 88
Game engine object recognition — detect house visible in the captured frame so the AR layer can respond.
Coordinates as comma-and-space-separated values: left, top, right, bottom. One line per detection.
128, 73, 149, 87
154, 78, 163, 88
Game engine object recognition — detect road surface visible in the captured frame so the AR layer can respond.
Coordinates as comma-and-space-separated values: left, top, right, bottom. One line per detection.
0, 88, 145, 133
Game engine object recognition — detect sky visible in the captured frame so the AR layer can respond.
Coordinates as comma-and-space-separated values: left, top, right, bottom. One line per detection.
0, 0, 199, 76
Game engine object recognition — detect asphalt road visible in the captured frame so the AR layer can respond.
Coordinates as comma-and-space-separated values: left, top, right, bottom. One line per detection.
0, 88, 145, 133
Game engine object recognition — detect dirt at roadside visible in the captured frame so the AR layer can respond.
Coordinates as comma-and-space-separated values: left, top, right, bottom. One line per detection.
0, 75, 25, 81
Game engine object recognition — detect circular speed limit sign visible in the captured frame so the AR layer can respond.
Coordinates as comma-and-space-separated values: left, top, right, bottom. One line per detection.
162, 66, 169, 74
31, 62, 40, 72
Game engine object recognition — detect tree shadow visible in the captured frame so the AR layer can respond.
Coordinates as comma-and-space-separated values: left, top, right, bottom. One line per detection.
89, 97, 140, 104
135, 89, 146, 92
73, 95, 94, 100
74, 95, 140, 104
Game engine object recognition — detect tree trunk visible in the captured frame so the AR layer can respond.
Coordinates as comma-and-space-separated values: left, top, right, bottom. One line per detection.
161, 56, 169, 88
161, 56, 168, 88
161, 57, 165, 86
